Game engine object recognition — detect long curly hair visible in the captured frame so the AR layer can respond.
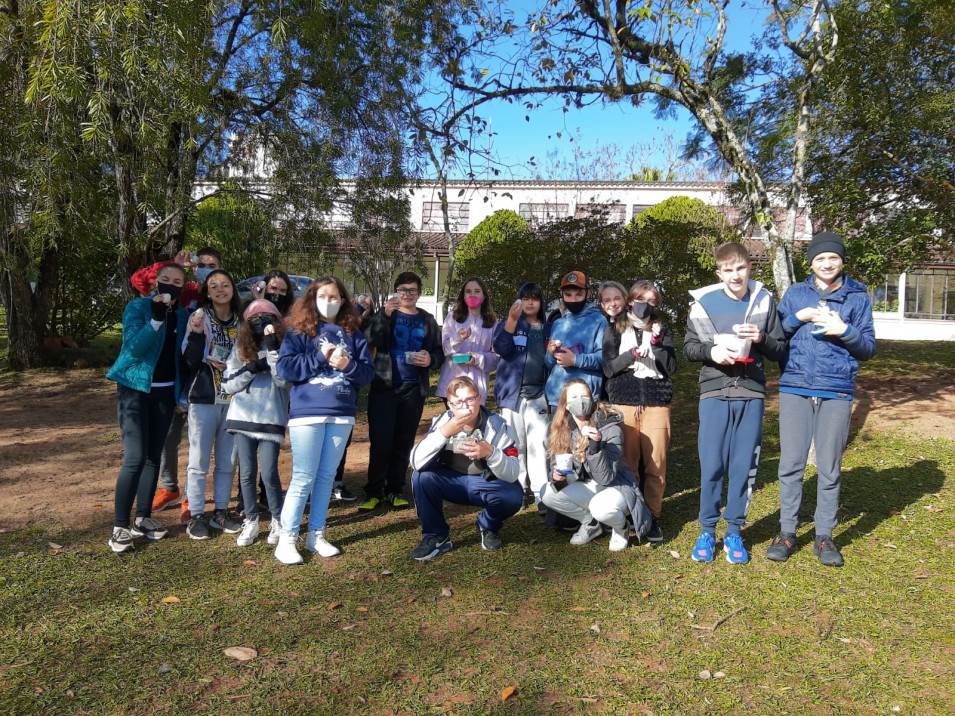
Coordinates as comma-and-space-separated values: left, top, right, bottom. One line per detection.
286, 276, 358, 336
547, 379, 619, 463
451, 276, 497, 327
236, 316, 287, 363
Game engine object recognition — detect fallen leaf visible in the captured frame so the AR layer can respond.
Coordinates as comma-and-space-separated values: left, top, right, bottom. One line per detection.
160, 596, 180, 604
66, 690, 74, 698
93, 504, 102, 509
589, 624, 601, 634
885, 543, 898, 550
533, 565, 546, 571
890, 510, 902, 515
570, 606, 586, 611
357, 607, 368, 612
407, 597, 416, 604
641, 591, 651, 599
440, 587, 454, 598
243, 560, 257, 566
328, 602, 342, 610
48, 542, 62, 550
714, 671, 726, 679
128, 587, 139, 593
223, 646, 257, 662
501, 685, 517, 702
34, 687, 43, 694
342, 624, 357, 631
667, 550, 681, 559
381, 570, 393, 576
698, 670, 712, 680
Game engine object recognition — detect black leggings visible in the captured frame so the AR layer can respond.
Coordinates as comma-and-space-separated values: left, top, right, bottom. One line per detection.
113, 384, 175, 528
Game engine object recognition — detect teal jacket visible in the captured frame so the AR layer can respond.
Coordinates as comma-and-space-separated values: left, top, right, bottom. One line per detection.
106, 297, 188, 394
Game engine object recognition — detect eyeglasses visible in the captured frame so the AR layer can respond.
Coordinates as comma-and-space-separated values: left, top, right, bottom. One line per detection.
396, 287, 419, 296
195, 262, 218, 269
448, 396, 480, 409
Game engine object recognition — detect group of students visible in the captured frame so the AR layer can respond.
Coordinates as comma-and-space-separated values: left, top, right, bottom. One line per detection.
107, 230, 874, 569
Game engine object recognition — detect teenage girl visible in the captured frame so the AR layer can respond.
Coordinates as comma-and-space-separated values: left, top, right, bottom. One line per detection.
436, 277, 499, 402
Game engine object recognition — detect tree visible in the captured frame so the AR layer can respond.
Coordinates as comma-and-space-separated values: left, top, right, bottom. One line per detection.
455, 0, 838, 294
806, 0, 955, 284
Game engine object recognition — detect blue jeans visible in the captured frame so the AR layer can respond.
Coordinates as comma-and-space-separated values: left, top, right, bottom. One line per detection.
234, 434, 283, 520
412, 466, 524, 538
281, 422, 353, 534
186, 403, 235, 515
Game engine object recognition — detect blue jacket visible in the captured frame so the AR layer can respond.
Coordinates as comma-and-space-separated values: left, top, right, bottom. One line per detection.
492, 316, 551, 411
106, 297, 188, 395
544, 304, 608, 406
777, 275, 876, 395
277, 322, 375, 421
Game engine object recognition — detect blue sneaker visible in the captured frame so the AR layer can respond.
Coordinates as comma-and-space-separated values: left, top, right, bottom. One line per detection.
691, 532, 716, 562
724, 532, 749, 564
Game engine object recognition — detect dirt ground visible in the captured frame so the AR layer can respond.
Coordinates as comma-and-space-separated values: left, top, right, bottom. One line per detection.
1, 367, 953, 532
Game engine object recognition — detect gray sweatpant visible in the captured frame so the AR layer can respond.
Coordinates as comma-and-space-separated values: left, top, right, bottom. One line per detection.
777, 392, 853, 537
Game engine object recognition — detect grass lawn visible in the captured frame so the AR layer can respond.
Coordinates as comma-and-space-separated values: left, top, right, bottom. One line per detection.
1, 342, 953, 714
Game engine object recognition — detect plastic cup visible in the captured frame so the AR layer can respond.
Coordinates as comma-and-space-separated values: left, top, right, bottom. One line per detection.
404, 351, 417, 364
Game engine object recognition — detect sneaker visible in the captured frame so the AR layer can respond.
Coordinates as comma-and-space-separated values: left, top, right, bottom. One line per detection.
410, 535, 453, 561
274, 533, 303, 565
305, 529, 341, 558
331, 485, 358, 502
267, 518, 282, 545
646, 518, 664, 543
186, 514, 210, 540
385, 493, 410, 509
691, 532, 716, 562
236, 518, 259, 547
569, 519, 603, 546
179, 500, 190, 525
108, 527, 135, 553
151, 488, 180, 511
478, 525, 503, 552
766, 533, 798, 562
813, 535, 844, 567
609, 527, 629, 552
723, 532, 749, 565
358, 496, 382, 511
210, 508, 242, 534
130, 516, 168, 541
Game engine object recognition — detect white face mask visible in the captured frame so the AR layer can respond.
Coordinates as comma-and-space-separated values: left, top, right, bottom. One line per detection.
316, 297, 341, 319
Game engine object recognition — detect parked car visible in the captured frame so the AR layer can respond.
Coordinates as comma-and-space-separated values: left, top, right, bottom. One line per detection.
236, 274, 313, 302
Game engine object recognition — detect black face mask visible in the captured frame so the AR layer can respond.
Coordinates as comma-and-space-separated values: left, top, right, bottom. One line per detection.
248, 316, 273, 339
265, 291, 292, 314
631, 301, 652, 320
156, 282, 183, 302
564, 300, 587, 315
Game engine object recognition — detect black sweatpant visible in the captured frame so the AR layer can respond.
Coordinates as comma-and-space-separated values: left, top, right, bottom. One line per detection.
364, 383, 425, 499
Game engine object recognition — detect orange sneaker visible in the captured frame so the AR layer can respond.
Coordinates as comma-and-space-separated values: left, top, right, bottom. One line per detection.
180, 499, 190, 524
151, 487, 180, 511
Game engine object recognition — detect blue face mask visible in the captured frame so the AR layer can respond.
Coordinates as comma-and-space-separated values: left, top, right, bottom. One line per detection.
195, 267, 212, 283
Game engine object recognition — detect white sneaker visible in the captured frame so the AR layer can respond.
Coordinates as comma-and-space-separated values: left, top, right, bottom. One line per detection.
569, 519, 603, 546
267, 518, 282, 545
305, 529, 341, 558
130, 516, 168, 540
274, 533, 303, 565
236, 518, 259, 547
609, 527, 629, 552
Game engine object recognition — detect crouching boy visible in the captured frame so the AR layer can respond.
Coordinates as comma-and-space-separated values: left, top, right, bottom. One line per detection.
409, 377, 523, 560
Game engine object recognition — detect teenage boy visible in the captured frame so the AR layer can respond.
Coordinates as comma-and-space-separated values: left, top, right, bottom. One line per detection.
360, 272, 443, 510
766, 232, 875, 567
683, 242, 786, 564
544, 271, 608, 409
408, 376, 522, 560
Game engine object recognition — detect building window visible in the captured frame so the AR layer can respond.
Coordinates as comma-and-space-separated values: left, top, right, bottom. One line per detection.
422, 201, 469, 232
519, 202, 569, 227
869, 274, 900, 313
904, 269, 955, 320
575, 203, 626, 224
632, 205, 653, 218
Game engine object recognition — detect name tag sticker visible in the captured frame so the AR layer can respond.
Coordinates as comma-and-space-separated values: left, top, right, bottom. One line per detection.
513, 335, 528, 347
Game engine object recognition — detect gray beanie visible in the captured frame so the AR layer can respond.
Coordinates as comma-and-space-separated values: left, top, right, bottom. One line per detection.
807, 231, 845, 262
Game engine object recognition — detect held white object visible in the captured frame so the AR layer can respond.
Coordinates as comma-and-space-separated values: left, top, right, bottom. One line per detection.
388, 293, 398, 302
193, 308, 205, 318
263, 324, 275, 336
161, 293, 171, 304
257, 281, 266, 291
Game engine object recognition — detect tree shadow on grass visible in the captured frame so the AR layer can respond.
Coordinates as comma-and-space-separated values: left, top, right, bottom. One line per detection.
744, 459, 946, 552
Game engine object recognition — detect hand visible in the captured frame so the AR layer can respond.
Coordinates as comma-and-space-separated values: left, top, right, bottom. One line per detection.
384, 296, 399, 317
150, 295, 170, 322
462, 352, 475, 365
174, 250, 194, 268
461, 439, 492, 460
188, 312, 205, 333
458, 326, 472, 340
554, 347, 575, 367
508, 300, 523, 321
547, 340, 562, 356
650, 322, 663, 338
580, 425, 602, 442
261, 333, 280, 352
439, 415, 469, 438
710, 343, 737, 365
411, 350, 431, 367
206, 358, 227, 371
248, 357, 270, 373
813, 310, 848, 336
327, 351, 350, 371
320, 342, 337, 360
735, 322, 762, 344
251, 280, 266, 300
795, 307, 819, 323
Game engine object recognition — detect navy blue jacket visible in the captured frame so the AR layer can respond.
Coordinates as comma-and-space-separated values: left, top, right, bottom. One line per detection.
777, 275, 876, 396
492, 316, 551, 411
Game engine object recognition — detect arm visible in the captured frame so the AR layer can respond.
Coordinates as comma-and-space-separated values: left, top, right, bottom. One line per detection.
221, 346, 259, 395
602, 324, 635, 378
443, 313, 464, 355
682, 307, 713, 364
650, 324, 678, 375
424, 315, 445, 372
276, 332, 327, 383
120, 300, 165, 360
754, 298, 788, 362
492, 320, 518, 358
572, 318, 608, 371
469, 323, 501, 373
839, 293, 877, 361
584, 422, 626, 486
182, 331, 208, 372
266, 347, 289, 389
409, 413, 452, 471
364, 309, 390, 349
339, 330, 376, 387
483, 418, 520, 483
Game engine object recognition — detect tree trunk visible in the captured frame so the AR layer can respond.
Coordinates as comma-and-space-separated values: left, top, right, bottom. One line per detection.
0, 235, 58, 370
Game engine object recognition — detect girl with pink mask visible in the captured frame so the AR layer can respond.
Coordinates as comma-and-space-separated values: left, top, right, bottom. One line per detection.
436, 277, 500, 402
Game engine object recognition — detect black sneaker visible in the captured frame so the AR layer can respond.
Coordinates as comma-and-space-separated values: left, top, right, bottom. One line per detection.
210, 508, 242, 534
108, 527, 135, 553
331, 485, 358, 502
410, 535, 453, 561
646, 518, 664, 543
478, 526, 503, 552
813, 535, 844, 567
766, 532, 798, 562
187, 514, 211, 540
130, 516, 169, 541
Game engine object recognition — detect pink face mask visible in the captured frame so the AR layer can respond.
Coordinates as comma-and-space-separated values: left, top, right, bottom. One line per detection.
465, 295, 483, 309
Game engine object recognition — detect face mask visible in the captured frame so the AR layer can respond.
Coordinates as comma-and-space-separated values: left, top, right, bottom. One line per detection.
631, 301, 652, 321
464, 295, 483, 309
265, 291, 291, 314
566, 397, 594, 418
195, 267, 212, 283
156, 282, 183, 302
248, 316, 272, 339
564, 300, 586, 315
316, 297, 341, 319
